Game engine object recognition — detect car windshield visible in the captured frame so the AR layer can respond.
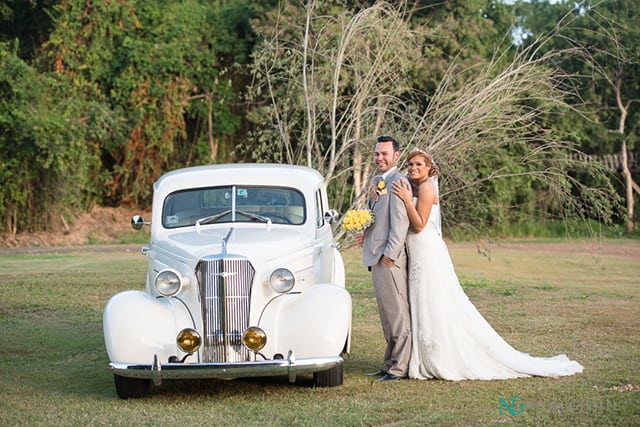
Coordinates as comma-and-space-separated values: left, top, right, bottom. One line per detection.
162, 186, 306, 228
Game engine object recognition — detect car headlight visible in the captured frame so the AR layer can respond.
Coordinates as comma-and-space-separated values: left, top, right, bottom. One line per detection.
242, 326, 267, 351
177, 328, 201, 354
269, 268, 295, 293
155, 269, 183, 296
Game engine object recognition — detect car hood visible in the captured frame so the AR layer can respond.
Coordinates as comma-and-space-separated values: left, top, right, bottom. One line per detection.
155, 226, 312, 266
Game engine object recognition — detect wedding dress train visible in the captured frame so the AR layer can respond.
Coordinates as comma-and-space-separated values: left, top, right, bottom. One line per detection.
407, 203, 584, 380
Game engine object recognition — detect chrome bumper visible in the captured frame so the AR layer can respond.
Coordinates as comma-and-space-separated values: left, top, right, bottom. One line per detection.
109, 351, 342, 386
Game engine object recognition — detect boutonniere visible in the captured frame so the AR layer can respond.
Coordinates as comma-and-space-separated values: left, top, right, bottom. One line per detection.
377, 179, 388, 195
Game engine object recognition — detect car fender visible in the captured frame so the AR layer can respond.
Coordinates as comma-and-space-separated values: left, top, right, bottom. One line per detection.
332, 248, 345, 287
103, 290, 194, 364
258, 284, 351, 359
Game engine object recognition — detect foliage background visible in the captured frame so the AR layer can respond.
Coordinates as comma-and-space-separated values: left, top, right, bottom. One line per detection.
0, 0, 638, 235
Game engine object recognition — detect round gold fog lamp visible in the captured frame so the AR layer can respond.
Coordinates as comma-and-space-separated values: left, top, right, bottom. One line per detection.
242, 326, 267, 351
177, 328, 201, 354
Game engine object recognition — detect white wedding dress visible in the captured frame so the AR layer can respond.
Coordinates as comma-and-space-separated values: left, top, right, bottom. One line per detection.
407, 201, 584, 380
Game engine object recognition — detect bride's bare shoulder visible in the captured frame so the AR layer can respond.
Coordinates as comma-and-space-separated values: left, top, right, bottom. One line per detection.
417, 179, 437, 203
417, 179, 436, 194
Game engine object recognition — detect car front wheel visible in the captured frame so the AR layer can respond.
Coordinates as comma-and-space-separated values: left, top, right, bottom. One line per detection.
114, 374, 151, 399
313, 363, 343, 387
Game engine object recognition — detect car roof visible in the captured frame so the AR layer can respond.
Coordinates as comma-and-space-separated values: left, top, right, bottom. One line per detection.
154, 164, 325, 196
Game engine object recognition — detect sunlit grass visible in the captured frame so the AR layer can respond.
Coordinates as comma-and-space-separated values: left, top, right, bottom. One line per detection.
0, 240, 638, 426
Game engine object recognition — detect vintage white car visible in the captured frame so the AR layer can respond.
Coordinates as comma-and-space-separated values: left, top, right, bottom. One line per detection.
103, 164, 352, 398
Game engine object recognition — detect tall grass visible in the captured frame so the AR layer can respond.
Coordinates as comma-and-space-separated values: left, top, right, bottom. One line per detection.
0, 241, 638, 426
448, 219, 640, 240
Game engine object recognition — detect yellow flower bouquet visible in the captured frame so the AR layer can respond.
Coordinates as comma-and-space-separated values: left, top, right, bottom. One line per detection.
341, 209, 375, 233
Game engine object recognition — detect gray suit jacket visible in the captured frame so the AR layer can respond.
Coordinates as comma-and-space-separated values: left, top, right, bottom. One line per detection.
362, 168, 410, 267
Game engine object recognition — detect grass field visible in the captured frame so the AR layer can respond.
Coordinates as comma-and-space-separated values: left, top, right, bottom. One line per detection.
0, 240, 638, 426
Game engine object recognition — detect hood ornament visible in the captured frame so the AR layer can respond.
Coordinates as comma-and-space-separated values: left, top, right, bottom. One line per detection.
221, 228, 234, 254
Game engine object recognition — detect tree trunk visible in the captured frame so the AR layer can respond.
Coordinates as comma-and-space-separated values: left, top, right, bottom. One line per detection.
207, 91, 217, 162
302, 0, 314, 169
621, 141, 635, 232
615, 77, 635, 232
353, 101, 364, 207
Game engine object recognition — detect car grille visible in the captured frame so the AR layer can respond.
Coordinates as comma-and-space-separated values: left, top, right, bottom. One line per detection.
196, 255, 255, 362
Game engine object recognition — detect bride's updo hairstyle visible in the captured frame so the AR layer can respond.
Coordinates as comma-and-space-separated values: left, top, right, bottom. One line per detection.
407, 148, 440, 178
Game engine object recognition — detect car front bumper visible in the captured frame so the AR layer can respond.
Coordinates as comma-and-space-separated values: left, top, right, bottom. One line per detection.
109, 351, 342, 385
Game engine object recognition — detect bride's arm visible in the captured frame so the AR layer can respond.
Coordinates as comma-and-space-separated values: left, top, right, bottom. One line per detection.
392, 180, 435, 233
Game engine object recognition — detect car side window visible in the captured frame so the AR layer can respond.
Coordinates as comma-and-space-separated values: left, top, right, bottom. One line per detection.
315, 189, 324, 228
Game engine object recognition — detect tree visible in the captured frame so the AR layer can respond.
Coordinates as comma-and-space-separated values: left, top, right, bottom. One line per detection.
512, 0, 640, 231
248, 0, 425, 206
577, 0, 640, 232
248, 0, 616, 240
0, 41, 103, 233
0, 0, 56, 60
39, 0, 254, 207
0, 0, 623, 236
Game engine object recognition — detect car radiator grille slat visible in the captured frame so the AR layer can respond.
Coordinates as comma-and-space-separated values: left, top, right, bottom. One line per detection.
196, 256, 255, 362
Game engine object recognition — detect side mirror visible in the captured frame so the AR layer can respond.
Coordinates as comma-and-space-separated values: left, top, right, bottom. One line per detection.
131, 215, 148, 230
324, 209, 340, 225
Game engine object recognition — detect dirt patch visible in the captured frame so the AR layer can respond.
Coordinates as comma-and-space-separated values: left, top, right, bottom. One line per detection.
0, 206, 150, 249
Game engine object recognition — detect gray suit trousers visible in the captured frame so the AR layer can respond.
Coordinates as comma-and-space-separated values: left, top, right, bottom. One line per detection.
371, 259, 411, 377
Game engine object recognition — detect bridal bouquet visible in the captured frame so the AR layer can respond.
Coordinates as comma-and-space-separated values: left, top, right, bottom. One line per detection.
341, 209, 374, 233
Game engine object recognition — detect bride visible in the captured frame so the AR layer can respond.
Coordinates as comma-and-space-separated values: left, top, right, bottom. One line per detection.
392, 149, 584, 380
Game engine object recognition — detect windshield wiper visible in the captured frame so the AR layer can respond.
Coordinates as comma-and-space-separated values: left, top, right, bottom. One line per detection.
196, 209, 271, 226
196, 209, 232, 226
235, 209, 271, 223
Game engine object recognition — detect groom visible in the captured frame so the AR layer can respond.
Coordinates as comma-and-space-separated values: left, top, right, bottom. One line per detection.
359, 135, 411, 382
